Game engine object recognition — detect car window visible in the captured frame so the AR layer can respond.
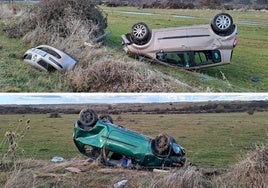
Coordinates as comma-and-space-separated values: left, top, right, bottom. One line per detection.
37, 47, 61, 59
37, 60, 57, 72
194, 50, 221, 66
156, 50, 221, 68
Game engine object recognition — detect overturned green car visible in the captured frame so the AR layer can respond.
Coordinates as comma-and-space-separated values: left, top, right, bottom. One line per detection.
73, 108, 186, 169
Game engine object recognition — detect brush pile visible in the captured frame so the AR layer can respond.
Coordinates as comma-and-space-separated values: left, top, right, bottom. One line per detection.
3, 0, 107, 48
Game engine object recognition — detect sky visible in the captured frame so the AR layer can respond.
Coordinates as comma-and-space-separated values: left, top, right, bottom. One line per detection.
0, 93, 267, 105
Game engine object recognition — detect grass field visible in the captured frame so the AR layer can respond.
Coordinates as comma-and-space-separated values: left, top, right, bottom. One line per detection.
0, 5, 268, 92
1, 111, 267, 169
103, 7, 268, 92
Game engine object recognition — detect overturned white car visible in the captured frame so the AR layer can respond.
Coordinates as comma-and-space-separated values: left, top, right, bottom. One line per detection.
122, 13, 238, 69
23, 45, 77, 72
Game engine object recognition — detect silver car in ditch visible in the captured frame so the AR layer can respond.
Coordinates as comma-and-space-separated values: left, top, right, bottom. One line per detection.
122, 13, 238, 69
23, 45, 77, 72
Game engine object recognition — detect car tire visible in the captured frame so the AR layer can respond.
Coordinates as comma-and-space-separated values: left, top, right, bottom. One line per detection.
211, 13, 234, 35
131, 22, 151, 45
79, 108, 98, 128
153, 133, 171, 156
99, 114, 113, 124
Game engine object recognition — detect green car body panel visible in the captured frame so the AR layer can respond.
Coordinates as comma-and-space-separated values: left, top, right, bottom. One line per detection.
73, 111, 186, 168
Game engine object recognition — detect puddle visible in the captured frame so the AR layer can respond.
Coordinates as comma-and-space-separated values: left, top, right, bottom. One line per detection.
172, 15, 194, 19
116, 11, 156, 16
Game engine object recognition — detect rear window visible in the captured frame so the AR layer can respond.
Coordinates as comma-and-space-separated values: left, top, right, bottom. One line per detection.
37, 47, 61, 59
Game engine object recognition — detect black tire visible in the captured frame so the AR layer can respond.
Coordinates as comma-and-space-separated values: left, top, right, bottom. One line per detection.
153, 133, 171, 156
79, 108, 98, 128
211, 13, 233, 34
131, 22, 151, 45
99, 114, 113, 124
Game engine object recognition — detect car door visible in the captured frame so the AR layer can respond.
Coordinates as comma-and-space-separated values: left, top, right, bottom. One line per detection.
106, 128, 150, 162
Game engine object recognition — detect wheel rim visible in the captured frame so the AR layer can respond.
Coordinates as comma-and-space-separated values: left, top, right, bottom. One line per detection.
80, 110, 94, 125
132, 24, 147, 39
215, 15, 231, 30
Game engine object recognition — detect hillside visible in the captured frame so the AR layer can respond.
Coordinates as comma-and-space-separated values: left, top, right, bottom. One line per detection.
0, 2, 267, 92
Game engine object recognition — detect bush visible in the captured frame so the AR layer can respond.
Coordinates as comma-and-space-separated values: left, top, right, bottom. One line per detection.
216, 144, 268, 187
3, 0, 107, 46
66, 48, 190, 92
48, 112, 62, 118
149, 166, 204, 188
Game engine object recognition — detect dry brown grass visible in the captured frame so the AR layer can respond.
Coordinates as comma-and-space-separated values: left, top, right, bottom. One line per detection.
149, 166, 204, 188
2, 144, 268, 187
66, 48, 193, 92
3, 159, 202, 188
215, 144, 268, 188
3, 0, 107, 44
0, 4, 22, 19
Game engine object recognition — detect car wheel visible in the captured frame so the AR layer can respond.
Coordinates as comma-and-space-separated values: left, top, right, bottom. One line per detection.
211, 13, 233, 34
79, 108, 98, 128
153, 133, 171, 156
99, 114, 113, 124
131, 22, 151, 45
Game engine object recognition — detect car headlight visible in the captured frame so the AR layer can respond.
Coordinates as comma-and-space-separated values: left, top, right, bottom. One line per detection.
172, 143, 181, 154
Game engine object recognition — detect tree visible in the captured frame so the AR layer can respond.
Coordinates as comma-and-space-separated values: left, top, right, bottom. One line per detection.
256, 0, 268, 4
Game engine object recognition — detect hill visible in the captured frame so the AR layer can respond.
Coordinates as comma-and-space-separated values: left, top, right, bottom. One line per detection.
0, 3, 268, 92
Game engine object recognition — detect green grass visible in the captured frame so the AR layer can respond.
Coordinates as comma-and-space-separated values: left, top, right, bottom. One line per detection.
103, 7, 268, 92
1, 112, 267, 169
0, 6, 267, 91
0, 27, 70, 92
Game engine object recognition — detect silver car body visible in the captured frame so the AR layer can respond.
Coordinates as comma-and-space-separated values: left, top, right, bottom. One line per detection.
122, 14, 237, 69
23, 45, 77, 72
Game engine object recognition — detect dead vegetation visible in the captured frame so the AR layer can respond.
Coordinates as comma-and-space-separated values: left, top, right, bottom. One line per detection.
216, 144, 268, 187
66, 48, 193, 92
1, 144, 267, 187
3, 0, 107, 42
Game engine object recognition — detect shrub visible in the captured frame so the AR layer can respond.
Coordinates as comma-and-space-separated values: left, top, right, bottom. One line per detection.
48, 112, 62, 118
3, 0, 107, 46
149, 166, 204, 188
216, 144, 268, 187
66, 48, 191, 92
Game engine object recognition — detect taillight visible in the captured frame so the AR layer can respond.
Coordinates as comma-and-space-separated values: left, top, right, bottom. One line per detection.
233, 37, 237, 47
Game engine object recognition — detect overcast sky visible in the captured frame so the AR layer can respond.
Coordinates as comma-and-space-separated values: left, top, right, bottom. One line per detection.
0, 93, 267, 105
